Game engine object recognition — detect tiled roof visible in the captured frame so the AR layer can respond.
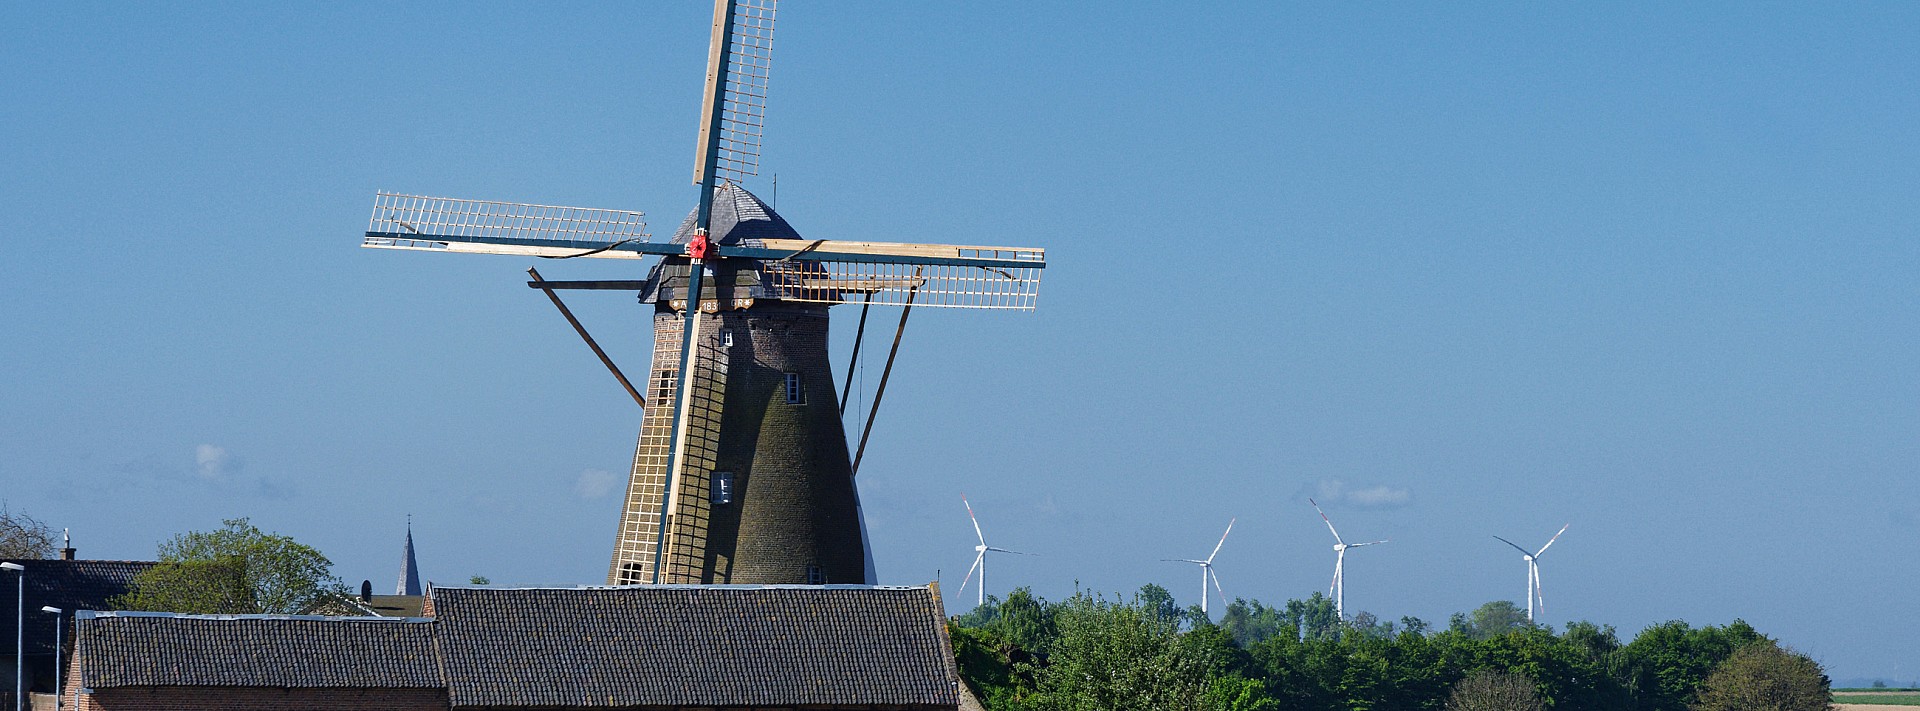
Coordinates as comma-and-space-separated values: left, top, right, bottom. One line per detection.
639, 184, 813, 305
666, 183, 800, 246
0, 559, 154, 655
432, 585, 960, 708
75, 613, 442, 689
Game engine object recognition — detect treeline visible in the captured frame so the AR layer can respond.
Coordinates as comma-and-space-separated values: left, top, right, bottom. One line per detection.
949, 586, 1829, 711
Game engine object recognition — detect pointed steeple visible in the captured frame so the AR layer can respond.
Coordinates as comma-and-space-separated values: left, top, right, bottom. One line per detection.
397, 516, 422, 596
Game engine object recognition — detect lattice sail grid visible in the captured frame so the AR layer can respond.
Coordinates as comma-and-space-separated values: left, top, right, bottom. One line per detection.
716, 0, 777, 182
762, 257, 1044, 310
364, 193, 649, 247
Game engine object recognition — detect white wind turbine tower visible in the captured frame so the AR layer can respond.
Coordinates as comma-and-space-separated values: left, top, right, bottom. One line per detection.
1310, 499, 1386, 619
957, 494, 1032, 607
1493, 523, 1569, 622
1162, 518, 1235, 616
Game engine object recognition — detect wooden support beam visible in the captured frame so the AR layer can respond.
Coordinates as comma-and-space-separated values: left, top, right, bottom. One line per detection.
527, 267, 646, 410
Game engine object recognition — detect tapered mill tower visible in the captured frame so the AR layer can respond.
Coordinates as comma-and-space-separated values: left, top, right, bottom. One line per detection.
359, 0, 1046, 588
608, 185, 866, 585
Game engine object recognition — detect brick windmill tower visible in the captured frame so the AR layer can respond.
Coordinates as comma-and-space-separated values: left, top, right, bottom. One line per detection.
361, 0, 1046, 585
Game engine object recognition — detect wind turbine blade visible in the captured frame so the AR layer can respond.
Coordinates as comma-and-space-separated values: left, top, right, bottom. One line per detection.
1492, 535, 1532, 556
1206, 517, 1236, 564
1533, 561, 1546, 616
1330, 549, 1344, 596
986, 547, 1034, 556
962, 494, 986, 546
1209, 567, 1227, 607
1165, 559, 1208, 564
1535, 523, 1570, 558
1309, 499, 1346, 544
1349, 540, 1388, 547
956, 550, 984, 597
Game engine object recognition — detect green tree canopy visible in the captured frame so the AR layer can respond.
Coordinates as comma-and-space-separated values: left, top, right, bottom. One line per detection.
1027, 591, 1223, 711
1451, 600, 1534, 639
111, 518, 345, 614
1691, 642, 1830, 711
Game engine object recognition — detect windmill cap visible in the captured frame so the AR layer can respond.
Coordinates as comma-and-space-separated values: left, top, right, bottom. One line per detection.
641, 183, 817, 306
668, 183, 799, 246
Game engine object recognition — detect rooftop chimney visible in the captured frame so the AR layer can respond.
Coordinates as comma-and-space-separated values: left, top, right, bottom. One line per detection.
60, 528, 75, 560
360, 580, 373, 603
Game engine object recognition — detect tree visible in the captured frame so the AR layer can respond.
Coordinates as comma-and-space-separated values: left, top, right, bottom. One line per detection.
1691, 642, 1831, 711
0, 503, 56, 559
111, 518, 345, 614
468, 575, 491, 585
1026, 592, 1220, 711
1447, 669, 1546, 711
1620, 620, 1766, 711
1284, 593, 1341, 641
1452, 601, 1533, 639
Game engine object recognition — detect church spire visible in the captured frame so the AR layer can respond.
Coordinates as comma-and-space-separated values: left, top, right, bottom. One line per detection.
397, 515, 422, 596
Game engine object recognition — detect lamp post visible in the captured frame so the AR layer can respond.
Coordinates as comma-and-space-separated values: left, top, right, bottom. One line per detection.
38, 608, 60, 711
0, 562, 22, 711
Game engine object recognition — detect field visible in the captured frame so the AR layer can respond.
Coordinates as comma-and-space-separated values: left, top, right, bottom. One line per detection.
1833, 690, 1920, 708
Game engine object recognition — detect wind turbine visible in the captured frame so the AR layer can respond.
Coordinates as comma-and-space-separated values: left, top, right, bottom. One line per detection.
1163, 518, 1234, 616
1493, 523, 1569, 622
956, 495, 1031, 607
1310, 499, 1386, 619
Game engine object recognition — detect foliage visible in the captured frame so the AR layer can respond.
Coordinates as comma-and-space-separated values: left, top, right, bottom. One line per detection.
111, 518, 346, 614
1447, 668, 1546, 711
1449, 600, 1534, 639
952, 590, 1782, 711
1617, 619, 1765, 711
469, 575, 491, 585
0, 503, 56, 559
1024, 590, 1221, 711
1691, 642, 1831, 711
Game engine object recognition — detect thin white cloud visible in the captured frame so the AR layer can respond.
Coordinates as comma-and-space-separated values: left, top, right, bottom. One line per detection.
575, 469, 621, 499
1346, 485, 1412, 508
1311, 478, 1412, 509
195, 444, 229, 479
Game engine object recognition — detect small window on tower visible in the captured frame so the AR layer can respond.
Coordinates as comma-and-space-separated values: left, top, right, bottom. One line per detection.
723, 331, 734, 347
806, 565, 826, 585
712, 472, 734, 505
784, 372, 805, 404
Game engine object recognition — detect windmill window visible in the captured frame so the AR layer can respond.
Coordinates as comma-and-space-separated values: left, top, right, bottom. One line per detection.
723, 331, 735, 347
711, 472, 734, 505
784, 373, 805, 404
806, 565, 825, 585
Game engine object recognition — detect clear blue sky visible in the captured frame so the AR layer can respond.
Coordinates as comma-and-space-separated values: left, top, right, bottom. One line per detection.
3, 1, 1915, 682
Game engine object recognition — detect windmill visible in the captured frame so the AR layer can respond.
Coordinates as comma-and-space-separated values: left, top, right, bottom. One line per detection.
1162, 517, 1234, 616
361, 1, 1046, 586
1493, 523, 1569, 622
1309, 499, 1386, 619
956, 495, 1031, 607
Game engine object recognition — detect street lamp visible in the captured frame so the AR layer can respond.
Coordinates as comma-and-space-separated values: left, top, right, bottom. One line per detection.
38, 608, 60, 711
0, 562, 22, 711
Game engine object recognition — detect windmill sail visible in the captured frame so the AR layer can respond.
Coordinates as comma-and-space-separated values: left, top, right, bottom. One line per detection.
694, 0, 777, 185
364, 190, 1047, 310
364, 193, 652, 259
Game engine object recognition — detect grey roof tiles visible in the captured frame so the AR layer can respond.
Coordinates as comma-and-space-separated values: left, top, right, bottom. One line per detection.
76, 614, 442, 689
70, 585, 960, 709
433, 585, 960, 708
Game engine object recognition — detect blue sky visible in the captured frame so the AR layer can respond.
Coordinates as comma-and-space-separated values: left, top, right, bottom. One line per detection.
3, 2, 1916, 682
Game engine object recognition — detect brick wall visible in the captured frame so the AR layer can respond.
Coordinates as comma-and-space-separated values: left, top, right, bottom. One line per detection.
608, 299, 867, 585
69, 687, 448, 711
